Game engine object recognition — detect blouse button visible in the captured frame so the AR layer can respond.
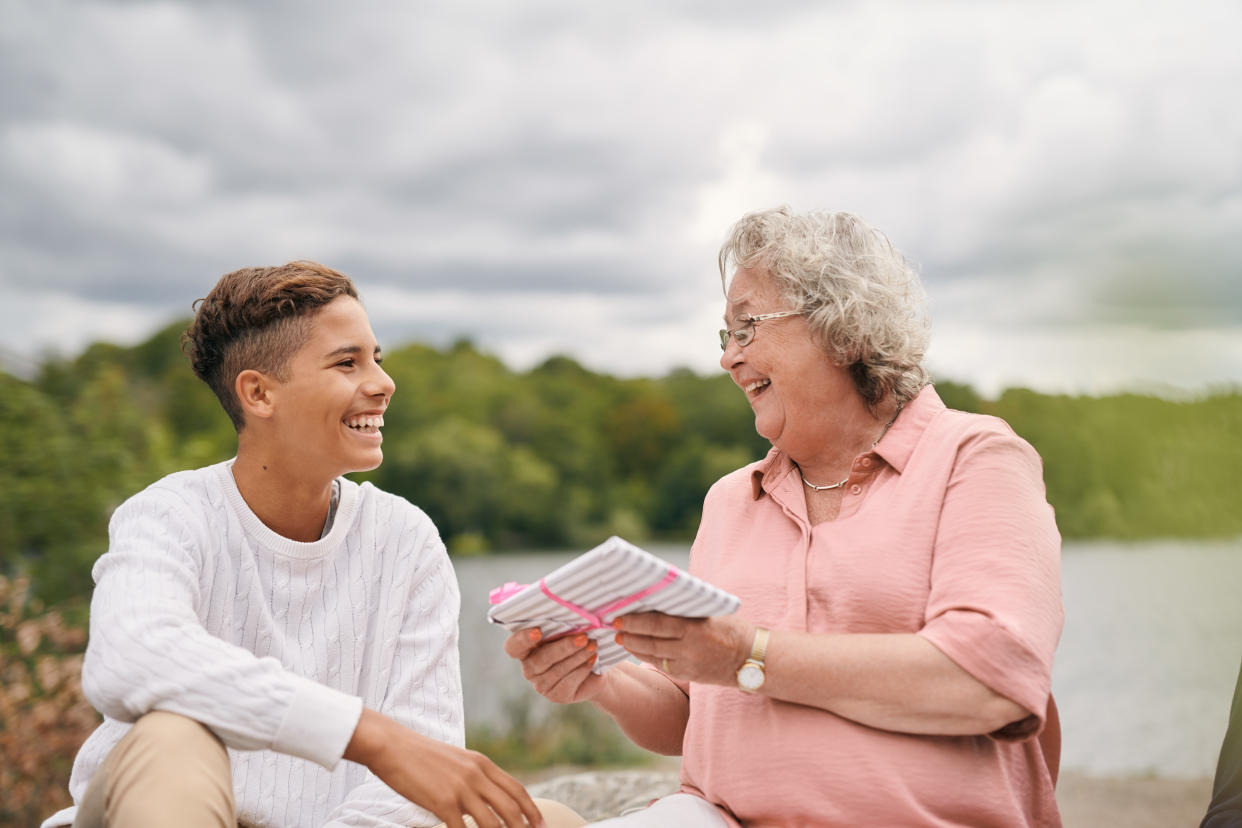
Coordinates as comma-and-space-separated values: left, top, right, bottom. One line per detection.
860, 457, 873, 469
849, 484, 862, 495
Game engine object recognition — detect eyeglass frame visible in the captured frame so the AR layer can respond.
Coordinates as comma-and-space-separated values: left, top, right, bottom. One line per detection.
719, 310, 805, 351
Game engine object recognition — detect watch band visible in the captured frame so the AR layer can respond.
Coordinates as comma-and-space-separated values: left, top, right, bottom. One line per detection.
750, 626, 769, 663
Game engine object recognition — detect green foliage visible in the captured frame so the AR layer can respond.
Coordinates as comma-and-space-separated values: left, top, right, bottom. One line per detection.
985, 388, 1242, 538
375, 417, 563, 551
1, 362, 185, 603
4, 326, 1242, 607
0, 374, 85, 565
3, 326, 235, 604
650, 438, 754, 534
934, 379, 984, 413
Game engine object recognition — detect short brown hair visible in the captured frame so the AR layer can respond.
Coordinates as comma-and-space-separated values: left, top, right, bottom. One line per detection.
182, 261, 358, 431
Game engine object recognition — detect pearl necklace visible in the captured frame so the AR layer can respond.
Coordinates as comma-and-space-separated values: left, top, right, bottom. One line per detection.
799, 401, 904, 492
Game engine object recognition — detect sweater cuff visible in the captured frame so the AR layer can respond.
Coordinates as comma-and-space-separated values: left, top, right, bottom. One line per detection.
272, 675, 364, 770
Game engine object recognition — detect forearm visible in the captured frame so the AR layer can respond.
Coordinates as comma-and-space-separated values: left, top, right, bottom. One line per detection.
760, 630, 1028, 735
592, 662, 689, 755
342, 707, 391, 767
342, 708, 543, 828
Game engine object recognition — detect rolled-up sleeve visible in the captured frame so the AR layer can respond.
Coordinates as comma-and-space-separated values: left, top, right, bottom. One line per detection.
917, 425, 1064, 738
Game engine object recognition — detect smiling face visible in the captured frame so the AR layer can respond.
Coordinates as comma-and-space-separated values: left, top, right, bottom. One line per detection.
265, 296, 395, 480
719, 266, 856, 455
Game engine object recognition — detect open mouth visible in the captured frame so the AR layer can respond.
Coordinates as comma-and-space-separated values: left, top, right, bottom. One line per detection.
743, 378, 771, 398
343, 414, 384, 435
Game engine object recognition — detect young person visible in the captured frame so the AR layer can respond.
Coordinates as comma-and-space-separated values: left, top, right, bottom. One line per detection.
43, 262, 580, 828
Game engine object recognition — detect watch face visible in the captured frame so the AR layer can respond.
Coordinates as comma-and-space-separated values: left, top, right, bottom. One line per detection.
738, 662, 764, 691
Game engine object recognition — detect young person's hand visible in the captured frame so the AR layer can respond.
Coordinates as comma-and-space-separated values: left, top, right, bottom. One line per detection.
503, 629, 605, 704
344, 708, 544, 828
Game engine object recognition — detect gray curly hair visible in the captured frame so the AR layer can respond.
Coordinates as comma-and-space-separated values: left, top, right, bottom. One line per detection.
719, 206, 930, 410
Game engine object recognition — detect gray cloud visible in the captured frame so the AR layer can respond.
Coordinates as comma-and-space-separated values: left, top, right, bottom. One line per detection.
1, 0, 1239, 394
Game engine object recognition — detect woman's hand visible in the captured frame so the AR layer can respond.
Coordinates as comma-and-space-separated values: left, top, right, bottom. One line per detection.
503, 628, 605, 704
504, 627, 694, 755
613, 612, 754, 686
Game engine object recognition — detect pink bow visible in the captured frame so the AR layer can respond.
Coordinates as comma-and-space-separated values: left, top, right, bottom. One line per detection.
489, 581, 527, 604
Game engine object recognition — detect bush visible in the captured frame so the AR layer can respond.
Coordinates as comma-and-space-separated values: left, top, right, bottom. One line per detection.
0, 576, 99, 827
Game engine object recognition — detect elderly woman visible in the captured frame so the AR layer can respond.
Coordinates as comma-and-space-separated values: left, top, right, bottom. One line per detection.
506, 207, 1063, 827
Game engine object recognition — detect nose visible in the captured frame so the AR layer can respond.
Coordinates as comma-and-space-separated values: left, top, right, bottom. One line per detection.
719, 336, 744, 373
368, 361, 396, 400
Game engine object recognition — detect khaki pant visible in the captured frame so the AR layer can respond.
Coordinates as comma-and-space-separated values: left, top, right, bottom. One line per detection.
73, 711, 586, 828
74, 711, 236, 828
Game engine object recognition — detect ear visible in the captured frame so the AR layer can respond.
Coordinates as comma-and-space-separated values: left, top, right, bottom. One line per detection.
235, 369, 277, 422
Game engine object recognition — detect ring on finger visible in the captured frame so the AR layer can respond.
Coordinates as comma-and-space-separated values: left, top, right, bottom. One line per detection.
661, 657, 670, 673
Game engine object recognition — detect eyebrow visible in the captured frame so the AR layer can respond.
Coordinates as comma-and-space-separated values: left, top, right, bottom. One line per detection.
323, 344, 383, 360
723, 300, 753, 324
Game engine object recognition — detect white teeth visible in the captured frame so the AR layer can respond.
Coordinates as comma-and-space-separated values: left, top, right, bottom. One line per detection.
744, 379, 771, 393
344, 415, 385, 431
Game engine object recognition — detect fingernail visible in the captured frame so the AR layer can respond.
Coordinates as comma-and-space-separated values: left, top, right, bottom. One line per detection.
527, 629, 542, 642
614, 633, 624, 646
586, 641, 597, 653
573, 634, 588, 648
589, 653, 597, 664
612, 618, 623, 630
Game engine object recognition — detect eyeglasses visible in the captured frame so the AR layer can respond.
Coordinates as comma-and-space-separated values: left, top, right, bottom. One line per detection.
719, 310, 804, 351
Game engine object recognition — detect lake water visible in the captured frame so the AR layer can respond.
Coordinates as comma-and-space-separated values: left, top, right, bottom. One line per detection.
453, 539, 1242, 778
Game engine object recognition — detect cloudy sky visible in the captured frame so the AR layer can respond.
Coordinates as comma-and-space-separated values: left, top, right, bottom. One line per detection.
2, 0, 1239, 397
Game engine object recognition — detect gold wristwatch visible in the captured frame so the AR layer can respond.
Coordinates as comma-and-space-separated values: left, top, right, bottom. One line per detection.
736, 626, 769, 693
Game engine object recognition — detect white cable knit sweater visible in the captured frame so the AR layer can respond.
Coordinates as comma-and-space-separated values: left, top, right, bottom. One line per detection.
43, 459, 464, 828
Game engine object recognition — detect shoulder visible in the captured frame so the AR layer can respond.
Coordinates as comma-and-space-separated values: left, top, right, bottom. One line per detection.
345, 480, 448, 558
110, 463, 228, 532
918, 406, 1047, 488
888, 386, 1039, 468
348, 480, 437, 528
933, 406, 1040, 459
99, 465, 233, 580
930, 405, 1018, 444
347, 482, 458, 604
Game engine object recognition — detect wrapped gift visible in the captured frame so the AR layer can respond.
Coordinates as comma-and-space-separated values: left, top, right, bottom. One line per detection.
487, 536, 740, 674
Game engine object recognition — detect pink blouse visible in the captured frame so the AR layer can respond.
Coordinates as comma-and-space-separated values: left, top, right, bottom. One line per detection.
679, 386, 1064, 827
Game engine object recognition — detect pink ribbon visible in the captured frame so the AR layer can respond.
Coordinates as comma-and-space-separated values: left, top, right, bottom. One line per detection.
489, 567, 680, 631
489, 581, 527, 604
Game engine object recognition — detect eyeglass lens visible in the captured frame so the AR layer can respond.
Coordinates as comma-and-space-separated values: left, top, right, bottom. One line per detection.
718, 321, 753, 351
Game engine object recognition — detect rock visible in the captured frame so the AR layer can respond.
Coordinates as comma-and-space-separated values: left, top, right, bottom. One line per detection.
527, 769, 681, 821
529, 769, 1220, 827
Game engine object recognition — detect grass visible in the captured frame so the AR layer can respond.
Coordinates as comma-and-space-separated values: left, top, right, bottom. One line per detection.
466, 693, 654, 773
